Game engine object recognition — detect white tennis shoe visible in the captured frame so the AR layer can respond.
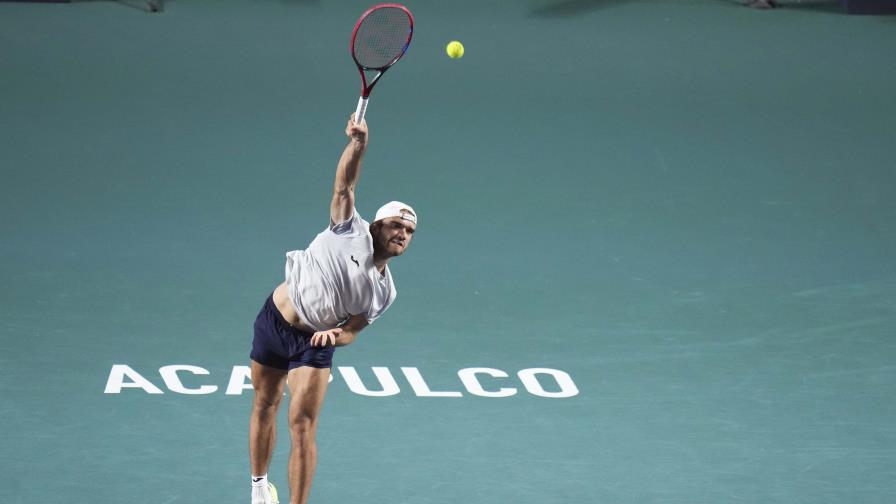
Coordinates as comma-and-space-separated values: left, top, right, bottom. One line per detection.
251, 482, 279, 504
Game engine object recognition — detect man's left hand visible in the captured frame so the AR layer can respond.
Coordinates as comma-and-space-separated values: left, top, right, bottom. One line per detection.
311, 328, 343, 347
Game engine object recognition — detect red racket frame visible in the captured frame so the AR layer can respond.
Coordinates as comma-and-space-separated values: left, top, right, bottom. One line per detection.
350, 3, 414, 122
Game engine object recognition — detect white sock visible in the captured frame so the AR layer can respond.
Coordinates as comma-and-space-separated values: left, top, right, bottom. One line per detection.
251, 476, 273, 504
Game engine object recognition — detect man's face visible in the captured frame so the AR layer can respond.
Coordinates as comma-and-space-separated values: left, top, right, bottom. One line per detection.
374, 217, 416, 257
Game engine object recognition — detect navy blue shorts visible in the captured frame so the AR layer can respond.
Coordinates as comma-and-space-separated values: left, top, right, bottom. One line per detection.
250, 294, 335, 370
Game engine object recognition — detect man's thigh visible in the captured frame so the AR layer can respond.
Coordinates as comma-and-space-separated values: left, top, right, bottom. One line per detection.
251, 359, 288, 404
287, 366, 331, 421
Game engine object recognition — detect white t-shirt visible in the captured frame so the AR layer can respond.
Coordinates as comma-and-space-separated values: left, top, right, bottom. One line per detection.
284, 209, 396, 331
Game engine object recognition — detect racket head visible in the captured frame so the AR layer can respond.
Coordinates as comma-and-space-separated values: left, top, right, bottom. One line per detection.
351, 3, 414, 92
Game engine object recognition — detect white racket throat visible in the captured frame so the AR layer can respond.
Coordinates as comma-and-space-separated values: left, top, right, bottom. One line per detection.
355, 97, 369, 124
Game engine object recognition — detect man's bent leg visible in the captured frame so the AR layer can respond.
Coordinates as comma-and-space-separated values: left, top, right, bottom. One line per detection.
250, 360, 288, 477
286, 366, 331, 504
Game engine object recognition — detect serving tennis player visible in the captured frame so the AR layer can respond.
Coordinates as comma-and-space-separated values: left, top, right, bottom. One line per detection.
248, 114, 417, 504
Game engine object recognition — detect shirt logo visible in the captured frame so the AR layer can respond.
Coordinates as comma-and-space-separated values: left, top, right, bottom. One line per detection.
350, 255, 360, 267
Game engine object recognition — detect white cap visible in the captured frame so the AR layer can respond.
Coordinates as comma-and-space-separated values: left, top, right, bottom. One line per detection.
374, 201, 417, 226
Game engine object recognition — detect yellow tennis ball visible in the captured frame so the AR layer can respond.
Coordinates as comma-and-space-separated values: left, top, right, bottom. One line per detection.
446, 41, 464, 59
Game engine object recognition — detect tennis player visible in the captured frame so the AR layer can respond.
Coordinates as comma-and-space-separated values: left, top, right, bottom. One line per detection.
248, 114, 417, 504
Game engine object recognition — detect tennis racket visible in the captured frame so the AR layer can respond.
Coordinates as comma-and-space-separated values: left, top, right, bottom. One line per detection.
350, 3, 414, 124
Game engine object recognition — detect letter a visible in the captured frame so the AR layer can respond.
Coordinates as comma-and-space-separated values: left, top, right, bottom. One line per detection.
104, 364, 164, 394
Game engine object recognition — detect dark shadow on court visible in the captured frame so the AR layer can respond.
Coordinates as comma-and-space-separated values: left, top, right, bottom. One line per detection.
529, 0, 639, 17
530, 0, 857, 16
778, 0, 845, 14
766, 1, 896, 15
67, 0, 165, 13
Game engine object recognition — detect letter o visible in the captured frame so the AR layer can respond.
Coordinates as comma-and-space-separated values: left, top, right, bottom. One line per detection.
517, 368, 578, 398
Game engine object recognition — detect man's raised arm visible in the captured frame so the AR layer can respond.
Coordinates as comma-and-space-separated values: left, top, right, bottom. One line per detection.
330, 115, 369, 225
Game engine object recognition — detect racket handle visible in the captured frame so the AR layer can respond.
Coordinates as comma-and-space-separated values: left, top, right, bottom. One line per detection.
354, 96, 368, 124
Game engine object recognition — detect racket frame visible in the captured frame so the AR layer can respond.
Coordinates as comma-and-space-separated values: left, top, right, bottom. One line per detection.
350, 3, 414, 123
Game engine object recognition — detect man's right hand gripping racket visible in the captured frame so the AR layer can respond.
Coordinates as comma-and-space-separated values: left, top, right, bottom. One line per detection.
350, 3, 414, 124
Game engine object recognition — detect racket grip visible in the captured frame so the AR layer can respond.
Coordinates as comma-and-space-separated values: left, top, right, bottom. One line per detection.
354, 96, 368, 124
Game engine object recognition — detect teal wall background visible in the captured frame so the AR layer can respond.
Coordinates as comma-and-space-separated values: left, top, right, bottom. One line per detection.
1, 1, 894, 503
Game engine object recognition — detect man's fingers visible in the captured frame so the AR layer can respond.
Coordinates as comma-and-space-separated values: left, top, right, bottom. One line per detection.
312, 329, 341, 347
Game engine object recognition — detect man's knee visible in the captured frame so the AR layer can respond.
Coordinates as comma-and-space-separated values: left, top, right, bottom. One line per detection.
255, 397, 282, 412
288, 408, 319, 437
253, 389, 284, 414
289, 409, 317, 428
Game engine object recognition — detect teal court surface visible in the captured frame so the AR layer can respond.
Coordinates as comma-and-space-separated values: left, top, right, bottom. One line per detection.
1, 1, 894, 503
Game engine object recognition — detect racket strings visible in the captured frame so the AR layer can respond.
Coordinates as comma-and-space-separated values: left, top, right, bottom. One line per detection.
353, 7, 411, 69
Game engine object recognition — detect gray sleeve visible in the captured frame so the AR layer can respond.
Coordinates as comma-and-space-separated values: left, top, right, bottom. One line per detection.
330, 208, 364, 236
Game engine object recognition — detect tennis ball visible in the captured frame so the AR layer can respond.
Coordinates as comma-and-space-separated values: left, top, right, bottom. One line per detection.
446, 40, 464, 59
